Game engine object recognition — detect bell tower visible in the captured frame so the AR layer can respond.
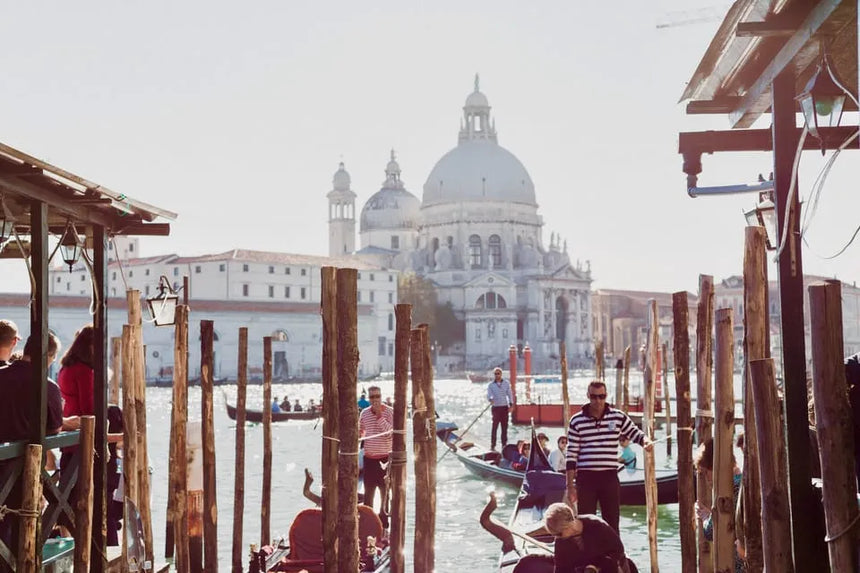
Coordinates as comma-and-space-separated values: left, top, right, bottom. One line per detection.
327, 161, 357, 256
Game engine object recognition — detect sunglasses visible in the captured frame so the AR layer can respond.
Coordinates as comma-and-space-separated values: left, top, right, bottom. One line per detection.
589, 393, 607, 400
369, 395, 382, 399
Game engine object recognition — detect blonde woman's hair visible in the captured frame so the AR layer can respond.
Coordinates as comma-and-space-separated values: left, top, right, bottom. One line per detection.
544, 502, 576, 536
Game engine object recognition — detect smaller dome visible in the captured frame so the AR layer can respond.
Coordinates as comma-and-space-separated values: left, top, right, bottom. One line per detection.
332, 161, 351, 191
360, 188, 420, 232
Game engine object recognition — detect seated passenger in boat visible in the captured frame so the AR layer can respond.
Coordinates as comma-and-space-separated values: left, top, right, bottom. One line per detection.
513, 441, 530, 471
543, 502, 633, 573
280, 396, 292, 411
293, 399, 303, 412
618, 436, 636, 473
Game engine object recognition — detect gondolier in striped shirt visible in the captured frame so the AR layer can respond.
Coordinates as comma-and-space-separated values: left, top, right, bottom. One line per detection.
359, 385, 393, 528
486, 367, 513, 451
565, 380, 652, 533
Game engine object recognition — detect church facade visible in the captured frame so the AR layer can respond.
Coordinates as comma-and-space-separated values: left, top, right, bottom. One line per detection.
332, 77, 593, 372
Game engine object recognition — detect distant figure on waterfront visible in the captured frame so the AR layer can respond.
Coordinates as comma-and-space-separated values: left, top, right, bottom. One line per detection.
618, 436, 636, 472
565, 380, 652, 533
280, 396, 292, 411
271, 397, 281, 414
358, 391, 370, 410
549, 435, 568, 472
694, 436, 744, 572
0, 319, 20, 366
487, 367, 513, 451
359, 385, 393, 529
307, 398, 316, 412
543, 502, 633, 573
293, 399, 303, 412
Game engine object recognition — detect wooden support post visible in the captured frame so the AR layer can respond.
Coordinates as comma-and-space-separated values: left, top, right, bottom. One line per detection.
91, 223, 108, 573
713, 308, 735, 573
168, 305, 190, 571
742, 226, 768, 572
127, 291, 153, 567
411, 325, 436, 573
644, 300, 659, 573
695, 274, 715, 573
110, 337, 122, 405
17, 444, 42, 573
614, 353, 623, 411
595, 339, 604, 381
336, 268, 359, 573
121, 324, 139, 570
672, 292, 696, 573
321, 267, 340, 573
231, 327, 248, 573
261, 336, 273, 547
662, 341, 672, 457
560, 341, 570, 425
187, 421, 204, 573
389, 304, 412, 573
809, 280, 859, 571
749, 359, 793, 572
200, 320, 218, 573
622, 345, 631, 414
74, 416, 95, 572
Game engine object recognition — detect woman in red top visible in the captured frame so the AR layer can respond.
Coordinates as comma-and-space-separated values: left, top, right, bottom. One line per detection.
58, 325, 95, 417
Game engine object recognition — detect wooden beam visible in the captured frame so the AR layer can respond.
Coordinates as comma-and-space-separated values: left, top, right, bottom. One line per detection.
0, 175, 116, 228
685, 97, 742, 114
736, 21, 797, 37
113, 222, 171, 236
729, 0, 843, 127
678, 125, 859, 154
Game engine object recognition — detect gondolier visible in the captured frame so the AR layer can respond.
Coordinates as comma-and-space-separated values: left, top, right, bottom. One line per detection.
359, 385, 393, 528
486, 367, 513, 451
565, 380, 652, 533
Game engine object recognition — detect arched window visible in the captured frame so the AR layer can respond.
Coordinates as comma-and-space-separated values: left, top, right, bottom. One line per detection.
469, 235, 482, 268
475, 292, 507, 309
489, 235, 502, 267
272, 330, 289, 342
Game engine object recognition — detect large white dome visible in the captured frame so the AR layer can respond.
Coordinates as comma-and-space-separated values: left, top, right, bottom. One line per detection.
422, 139, 536, 206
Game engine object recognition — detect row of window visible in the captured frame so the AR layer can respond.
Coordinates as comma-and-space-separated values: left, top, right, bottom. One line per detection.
69, 265, 395, 285
249, 285, 308, 299
430, 235, 503, 268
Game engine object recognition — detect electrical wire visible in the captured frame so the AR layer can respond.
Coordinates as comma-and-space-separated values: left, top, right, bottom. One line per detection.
773, 124, 808, 260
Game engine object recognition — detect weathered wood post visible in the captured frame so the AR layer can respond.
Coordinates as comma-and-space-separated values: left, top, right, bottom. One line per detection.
336, 268, 360, 573
673, 292, 695, 573
200, 320, 218, 573
696, 274, 715, 573
168, 304, 190, 571
742, 226, 768, 572
614, 352, 623, 411
17, 444, 41, 573
411, 324, 436, 572
809, 280, 859, 571
748, 358, 793, 572
110, 336, 122, 405
74, 416, 95, 572
261, 336, 273, 547
121, 323, 139, 569
560, 341, 570, 425
662, 341, 673, 457
321, 267, 340, 573
644, 300, 659, 573
231, 327, 248, 573
622, 345, 631, 414
713, 308, 735, 573
389, 303, 412, 573
188, 421, 204, 573
595, 339, 604, 381
509, 345, 518, 407
524, 344, 532, 403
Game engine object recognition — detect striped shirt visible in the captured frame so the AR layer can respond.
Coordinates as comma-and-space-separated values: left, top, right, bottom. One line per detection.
565, 405, 645, 472
486, 379, 513, 407
359, 404, 394, 459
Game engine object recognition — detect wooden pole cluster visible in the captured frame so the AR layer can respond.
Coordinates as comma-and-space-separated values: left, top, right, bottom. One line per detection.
560, 341, 570, 425
809, 280, 860, 571
389, 304, 412, 573
643, 300, 659, 573
17, 444, 42, 573
200, 320, 218, 573
167, 304, 190, 571
622, 346, 631, 414
73, 416, 95, 572
261, 336, 273, 547
672, 292, 696, 573
748, 358, 793, 572
742, 226, 768, 571
231, 327, 248, 573
695, 275, 715, 573
411, 324, 437, 573
662, 341, 672, 457
320, 267, 340, 573
336, 268, 360, 573
712, 308, 735, 572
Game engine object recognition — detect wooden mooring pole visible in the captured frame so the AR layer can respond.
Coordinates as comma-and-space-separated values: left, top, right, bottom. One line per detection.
809, 280, 860, 571
560, 341, 570, 425
411, 324, 436, 572
121, 323, 138, 567
168, 304, 190, 572
644, 300, 659, 573
336, 268, 360, 573
188, 421, 204, 573
662, 341, 672, 457
389, 303, 412, 573
695, 274, 714, 573
320, 267, 340, 573
672, 292, 695, 573
614, 352, 623, 412
110, 337, 121, 406
622, 345, 631, 414
74, 416, 95, 573
595, 339, 604, 381
231, 327, 248, 573
200, 320, 218, 573
713, 308, 735, 573
17, 444, 41, 573
261, 336, 273, 547
748, 358, 793, 572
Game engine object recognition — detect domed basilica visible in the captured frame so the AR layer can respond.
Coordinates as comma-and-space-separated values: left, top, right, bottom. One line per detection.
328, 76, 593, 371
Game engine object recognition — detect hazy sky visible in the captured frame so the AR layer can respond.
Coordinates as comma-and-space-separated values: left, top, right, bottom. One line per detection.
1, 1, 857, 294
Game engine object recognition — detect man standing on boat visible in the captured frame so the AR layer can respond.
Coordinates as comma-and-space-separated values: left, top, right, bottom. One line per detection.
564, 380, 652, 533
359, 385, 393, 528
486, 367, 513, 451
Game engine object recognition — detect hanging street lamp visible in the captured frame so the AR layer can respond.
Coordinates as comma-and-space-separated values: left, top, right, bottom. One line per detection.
744, 190, 777, 250
796, 54, 850, 142
59, 221, 83, 272
146, 275, 180, 326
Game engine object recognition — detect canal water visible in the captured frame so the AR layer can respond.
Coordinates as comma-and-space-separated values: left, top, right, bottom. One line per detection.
144, 374, 713, 570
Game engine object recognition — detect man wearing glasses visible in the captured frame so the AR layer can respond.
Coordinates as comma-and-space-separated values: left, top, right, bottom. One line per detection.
564, 380, 651, 533
0, 320, 20, 366
486, 367, 513, 451
359, 385, 393, 528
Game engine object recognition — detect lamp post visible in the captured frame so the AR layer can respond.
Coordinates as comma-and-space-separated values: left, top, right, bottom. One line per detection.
146, 275, 179, 327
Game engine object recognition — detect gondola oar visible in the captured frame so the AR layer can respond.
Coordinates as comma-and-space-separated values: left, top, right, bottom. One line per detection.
479, 491, 553, 554
437, 401, 493, 463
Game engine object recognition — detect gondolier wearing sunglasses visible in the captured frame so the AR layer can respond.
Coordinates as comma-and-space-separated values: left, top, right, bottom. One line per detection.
565, 381, 652, 533
359, 385, 393, 528
486, 367, 513, 451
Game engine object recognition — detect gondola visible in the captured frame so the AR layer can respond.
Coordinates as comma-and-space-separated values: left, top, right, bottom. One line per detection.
436, 422, 679, 505
223, 395, 321, 422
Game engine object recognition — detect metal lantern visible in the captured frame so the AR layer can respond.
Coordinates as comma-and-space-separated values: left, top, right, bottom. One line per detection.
744, 191, 777, 250
796, 55, 847, 139
146, 275, 179, 326
59, 222, 82, 272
